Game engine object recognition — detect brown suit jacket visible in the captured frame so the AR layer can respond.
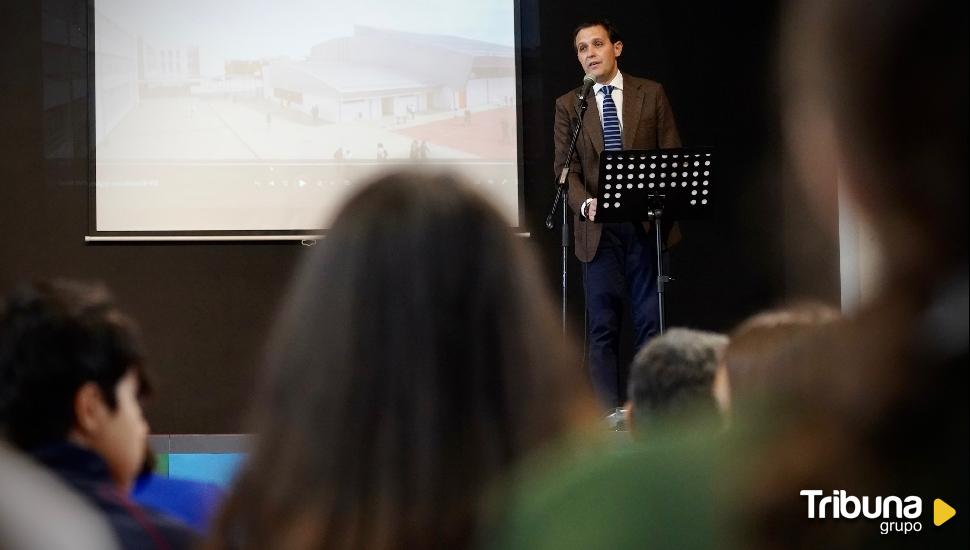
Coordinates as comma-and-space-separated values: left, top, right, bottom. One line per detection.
554, 73, 682, 262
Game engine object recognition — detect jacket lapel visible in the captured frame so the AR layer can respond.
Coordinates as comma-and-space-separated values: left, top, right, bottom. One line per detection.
622, 74, 643, 149
580, 91, 604, 155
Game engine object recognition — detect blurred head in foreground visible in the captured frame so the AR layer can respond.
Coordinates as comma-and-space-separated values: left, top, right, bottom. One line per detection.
211, 170, 591, 549
722, 302, 840, 405
625, 328, 729, 434
1, 441, 118, 550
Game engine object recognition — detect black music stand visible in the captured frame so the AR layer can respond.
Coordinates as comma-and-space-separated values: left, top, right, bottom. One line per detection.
595, 147, 715, 333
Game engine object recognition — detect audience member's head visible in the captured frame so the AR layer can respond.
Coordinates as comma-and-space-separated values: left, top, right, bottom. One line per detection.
210, 170, 591, 549
0, 280, 151, 491
722, 302, 840, 403
625, 328, 729, 434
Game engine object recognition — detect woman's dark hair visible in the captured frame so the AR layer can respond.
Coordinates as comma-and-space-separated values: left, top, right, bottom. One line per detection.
210, 171, 590, 549
0, 280, 150, 450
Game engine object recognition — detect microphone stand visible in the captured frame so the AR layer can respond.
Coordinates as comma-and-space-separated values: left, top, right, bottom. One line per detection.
545, 92, 590, 335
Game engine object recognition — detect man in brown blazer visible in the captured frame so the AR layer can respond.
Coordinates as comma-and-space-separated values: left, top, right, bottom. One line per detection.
554, 19, 681, 407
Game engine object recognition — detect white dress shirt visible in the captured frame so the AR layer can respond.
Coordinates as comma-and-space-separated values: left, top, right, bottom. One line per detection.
592, 71, 624, 132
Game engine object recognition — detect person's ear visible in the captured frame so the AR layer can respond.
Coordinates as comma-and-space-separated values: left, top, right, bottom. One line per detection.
613, 41, 623, 58
73, 382, 108, 435
712, 365, 732, 414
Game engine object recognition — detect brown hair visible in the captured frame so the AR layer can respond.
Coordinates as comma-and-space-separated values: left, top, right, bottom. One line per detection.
723, 302, 840, 402
208, 171, 592, 550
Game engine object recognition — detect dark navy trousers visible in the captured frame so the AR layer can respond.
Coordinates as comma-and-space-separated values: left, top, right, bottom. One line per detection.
582, 222, 660, 408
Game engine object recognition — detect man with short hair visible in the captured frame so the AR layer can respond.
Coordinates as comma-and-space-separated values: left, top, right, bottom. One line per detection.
0, 280, 196, 550
554, 19, 682, 407
625, 328, 729, 433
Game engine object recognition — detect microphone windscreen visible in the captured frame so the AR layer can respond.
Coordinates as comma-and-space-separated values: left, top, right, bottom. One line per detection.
579, 74, 596, 99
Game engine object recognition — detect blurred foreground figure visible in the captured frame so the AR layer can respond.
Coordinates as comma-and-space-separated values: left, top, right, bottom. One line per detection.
743, 0, 969, 545
0, 441, 118, 550
208, 171, 592, 550
721, 302, 840, 402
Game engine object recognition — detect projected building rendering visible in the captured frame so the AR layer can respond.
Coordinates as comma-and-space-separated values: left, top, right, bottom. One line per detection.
92, 0, 520, 233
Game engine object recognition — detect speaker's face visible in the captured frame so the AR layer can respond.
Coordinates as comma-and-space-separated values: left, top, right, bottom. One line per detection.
575, 25, 623, 84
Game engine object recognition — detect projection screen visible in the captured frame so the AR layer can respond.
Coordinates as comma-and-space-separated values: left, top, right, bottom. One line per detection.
90, 0, 522, 239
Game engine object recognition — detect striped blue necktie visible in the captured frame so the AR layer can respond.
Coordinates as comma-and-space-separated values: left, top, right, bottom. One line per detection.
601, 85, 622, 151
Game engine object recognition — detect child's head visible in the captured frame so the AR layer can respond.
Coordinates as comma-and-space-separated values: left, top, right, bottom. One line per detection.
0, 280, 152, 490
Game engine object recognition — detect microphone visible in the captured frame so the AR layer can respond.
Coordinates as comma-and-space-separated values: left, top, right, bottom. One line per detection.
578, 73, 596, 101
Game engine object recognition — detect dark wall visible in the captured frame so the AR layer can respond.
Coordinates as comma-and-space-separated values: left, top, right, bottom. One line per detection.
1, 0, 837, 433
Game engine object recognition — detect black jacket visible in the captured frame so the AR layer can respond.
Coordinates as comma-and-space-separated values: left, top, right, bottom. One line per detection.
31, 442, 198, 550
